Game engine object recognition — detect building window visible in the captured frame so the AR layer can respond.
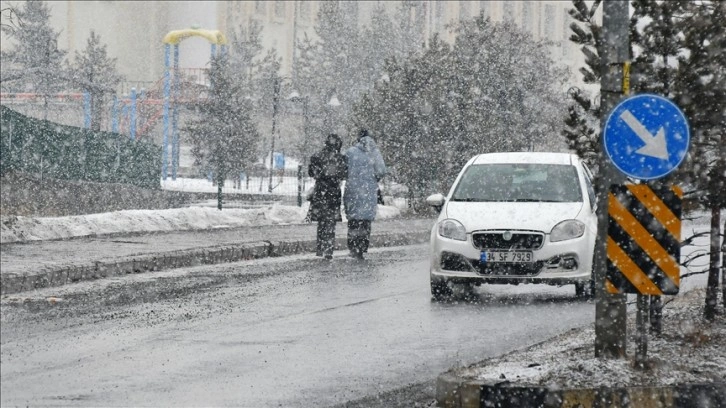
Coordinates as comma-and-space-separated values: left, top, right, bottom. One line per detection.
503, 2, 515, 23
544, 5, 556, 39
299, 1, 310, 21
341, 1, 358, 25
522, 2, 532, 30
459, 1, 470, 20
436, 1, 445, 32
479, 1, 489, 18
274, 1, 285, 19
255, 0, 266, 16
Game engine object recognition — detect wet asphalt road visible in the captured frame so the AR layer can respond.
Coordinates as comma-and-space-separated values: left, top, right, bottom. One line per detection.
1, 245, 594, 407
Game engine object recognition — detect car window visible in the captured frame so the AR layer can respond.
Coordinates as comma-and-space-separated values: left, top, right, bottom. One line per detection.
451, 163, 583, 203
582, 167, 596, 210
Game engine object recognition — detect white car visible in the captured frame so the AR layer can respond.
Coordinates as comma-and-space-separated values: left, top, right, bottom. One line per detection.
426, 152, 597, 301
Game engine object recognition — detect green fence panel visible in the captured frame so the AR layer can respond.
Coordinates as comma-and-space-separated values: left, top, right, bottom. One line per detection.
0, 106, 159, 189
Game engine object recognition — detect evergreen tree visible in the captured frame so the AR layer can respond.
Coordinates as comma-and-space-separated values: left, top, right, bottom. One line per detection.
0, 0, 67, 119
295, 1, 423, 143
354, 15, 567, 208
253, 48, 284, 168
228, 20, 263, 88
630, 0, 687, 96
561, 0, 602, 171
70, 30, 122, 131
0, 5, 21, 34
184, 53, 260, 210
567, 0, 725, 318
392, 0, 423, 59
672, 1, 726, 319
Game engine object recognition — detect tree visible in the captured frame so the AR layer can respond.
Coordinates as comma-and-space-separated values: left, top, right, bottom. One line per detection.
353, 15, 567, 209
228, 20, 263, 88
671, 1, 726, 319
561, 0, 602, 172
630, 0, 725, 319
294, 0, 425, 147
352, 38, 454, 209
566, 0, 726, 318
70, 30, 122, 131
0, 0, 67, 119
184, 54, 260, 210
0, 5, 21, 34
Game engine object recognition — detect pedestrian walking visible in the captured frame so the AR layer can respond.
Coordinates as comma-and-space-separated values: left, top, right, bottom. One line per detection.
308, 133, 348, 260
344, 129, 388, 260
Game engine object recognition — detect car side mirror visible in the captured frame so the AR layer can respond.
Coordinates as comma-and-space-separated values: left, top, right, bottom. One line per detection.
426, 193, 446, 213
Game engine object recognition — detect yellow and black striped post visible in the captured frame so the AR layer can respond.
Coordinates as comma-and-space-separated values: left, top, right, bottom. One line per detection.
606, 184, 682, 295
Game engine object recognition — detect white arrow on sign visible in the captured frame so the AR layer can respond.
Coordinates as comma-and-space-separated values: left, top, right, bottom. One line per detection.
619, 110, 669, 160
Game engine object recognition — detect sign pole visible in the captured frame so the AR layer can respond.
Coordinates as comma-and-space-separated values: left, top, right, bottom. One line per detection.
649, 294, 663, 335
635, 294, 648, 367
595, 0, 629, 359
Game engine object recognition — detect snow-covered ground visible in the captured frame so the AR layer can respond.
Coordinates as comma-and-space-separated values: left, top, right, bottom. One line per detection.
0, 175, 409, 244
0, 203, 402, 244
459, 286, 724, 390
161, 175, 308, 197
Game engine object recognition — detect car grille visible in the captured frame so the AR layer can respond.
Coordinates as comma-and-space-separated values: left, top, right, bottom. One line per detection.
472, 231, 544, 250
472, 259, 544, 276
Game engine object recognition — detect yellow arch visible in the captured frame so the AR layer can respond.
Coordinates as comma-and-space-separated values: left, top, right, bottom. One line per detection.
162, 29, 227, 45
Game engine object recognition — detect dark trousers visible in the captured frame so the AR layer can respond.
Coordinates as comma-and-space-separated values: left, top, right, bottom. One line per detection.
347, 219, 372, 255
316, 217, 336, 257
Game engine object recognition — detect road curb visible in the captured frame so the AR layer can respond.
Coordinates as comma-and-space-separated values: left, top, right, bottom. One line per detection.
436, 371, 726, 408
0, 231, 430, 295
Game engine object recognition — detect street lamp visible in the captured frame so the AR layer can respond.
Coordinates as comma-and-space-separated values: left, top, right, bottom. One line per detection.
287, 89, 310, 206
287, 89, 311, 160
268, 77, 281, 193
325, 91, 341, 133
327, 94, 341, 107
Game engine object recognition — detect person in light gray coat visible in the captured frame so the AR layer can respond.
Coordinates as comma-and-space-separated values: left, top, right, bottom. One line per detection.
344, 129, 388, 259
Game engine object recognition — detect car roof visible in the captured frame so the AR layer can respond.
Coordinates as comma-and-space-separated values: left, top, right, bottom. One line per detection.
470, 152, 577, 166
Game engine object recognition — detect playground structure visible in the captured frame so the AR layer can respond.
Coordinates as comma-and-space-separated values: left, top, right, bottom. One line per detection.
160, 28, 227, 180
0, 28, 228, 181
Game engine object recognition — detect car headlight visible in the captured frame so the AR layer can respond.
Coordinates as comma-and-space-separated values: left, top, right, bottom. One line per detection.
550, 220, 585, 242
438, 219, 467, 241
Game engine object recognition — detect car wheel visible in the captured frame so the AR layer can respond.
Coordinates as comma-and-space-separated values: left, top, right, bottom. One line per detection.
431, 278, 453, 302
575, 280, 594, 299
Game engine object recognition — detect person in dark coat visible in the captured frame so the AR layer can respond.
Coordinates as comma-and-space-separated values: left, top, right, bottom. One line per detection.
308, 133, 348, 260
344, 129, 388, 259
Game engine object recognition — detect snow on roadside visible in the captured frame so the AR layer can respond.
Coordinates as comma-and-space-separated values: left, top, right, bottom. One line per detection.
0, 203, 401, 244
460, 287, 725, 389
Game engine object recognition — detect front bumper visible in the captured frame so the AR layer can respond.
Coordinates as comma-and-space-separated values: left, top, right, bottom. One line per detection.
430, 229, 594, 286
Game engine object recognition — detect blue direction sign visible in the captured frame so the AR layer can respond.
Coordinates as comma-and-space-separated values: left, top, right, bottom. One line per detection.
603, 94, 690, 180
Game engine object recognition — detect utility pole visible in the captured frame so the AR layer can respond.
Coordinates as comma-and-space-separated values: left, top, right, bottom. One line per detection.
268, 76, 280, 193
594, 0, 629, 359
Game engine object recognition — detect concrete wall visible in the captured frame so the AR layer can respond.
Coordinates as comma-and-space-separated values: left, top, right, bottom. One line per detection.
0, 172, 192, 217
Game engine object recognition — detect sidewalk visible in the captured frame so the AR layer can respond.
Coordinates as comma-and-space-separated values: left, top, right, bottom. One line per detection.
0, 218, 434, 295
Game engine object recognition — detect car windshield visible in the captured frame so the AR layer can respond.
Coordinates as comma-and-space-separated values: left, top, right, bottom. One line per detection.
451, 163, 582, 203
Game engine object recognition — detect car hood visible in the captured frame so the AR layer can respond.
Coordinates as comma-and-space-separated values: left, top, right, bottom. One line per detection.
445, 201, 584, 233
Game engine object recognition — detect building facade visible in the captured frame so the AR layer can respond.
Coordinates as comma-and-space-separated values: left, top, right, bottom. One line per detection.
1, 1, 590, 93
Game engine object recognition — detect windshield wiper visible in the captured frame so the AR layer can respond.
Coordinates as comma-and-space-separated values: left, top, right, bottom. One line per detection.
451, 197, 478, 202
513, 198, 561, 202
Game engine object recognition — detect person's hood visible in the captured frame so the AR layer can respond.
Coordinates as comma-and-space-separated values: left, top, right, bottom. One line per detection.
355, 136, 377, 153
325, 134, 343, 151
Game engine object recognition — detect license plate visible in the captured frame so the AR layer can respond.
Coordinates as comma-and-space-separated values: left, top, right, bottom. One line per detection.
481, 251, 533, 263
